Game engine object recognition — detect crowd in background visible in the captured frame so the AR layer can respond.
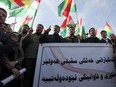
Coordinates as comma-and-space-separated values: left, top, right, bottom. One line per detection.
0, 7, 116, 87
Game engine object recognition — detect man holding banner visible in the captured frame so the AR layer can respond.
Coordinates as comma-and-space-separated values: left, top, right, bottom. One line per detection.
0, 8, 20, 86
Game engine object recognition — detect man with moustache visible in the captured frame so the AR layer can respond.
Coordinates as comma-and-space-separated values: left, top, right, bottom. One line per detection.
0, 8, 20, 85
22, 24, 44, 87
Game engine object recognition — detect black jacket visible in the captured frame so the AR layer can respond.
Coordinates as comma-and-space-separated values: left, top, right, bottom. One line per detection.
40, 31, 64, 43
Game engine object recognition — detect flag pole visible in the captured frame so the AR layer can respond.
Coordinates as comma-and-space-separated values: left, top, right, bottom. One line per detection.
74, 0, 78, 21
73, 0, 79, 35
31, 1, 41, 28
13, 16, 17, 31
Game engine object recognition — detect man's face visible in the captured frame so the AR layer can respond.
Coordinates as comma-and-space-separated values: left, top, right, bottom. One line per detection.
11, 33, 19, 43
69, 27, 75, 35
0, 24, 8, 32
0, 9, 7, 24
89, 28, 96, 37
22, 25, 29, 34
54, 26, 60, 34
110, 34, 115, 39
36, 25, 44, 34
101, 32, 107, 38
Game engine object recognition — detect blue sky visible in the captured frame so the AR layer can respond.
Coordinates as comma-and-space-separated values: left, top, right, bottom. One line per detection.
0, 0, 116, 35
76, 0, 116, 34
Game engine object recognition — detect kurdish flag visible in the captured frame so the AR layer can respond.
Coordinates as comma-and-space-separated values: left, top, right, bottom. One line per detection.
60, 15, 75, 37
9, 6, 29, 17
22, 16, 33, 25
0, 0, 37, 10
75, 20, 80, 35
8, 0, 37, 10
80, 18, 86, 40
96, 29, 101, 39
58, 0, 68, 16
0, 0, 10, 7
9, 0, 41, 17
62, 0, 72, 17
105, 22, 113, 37
0, 0, 41, 17
26, 0, 40, 16
70, 0, 77, 12
60, 18, 67, 37
67, 15, 75, 28
58, 0, 77, 17
18, 15, 33, 33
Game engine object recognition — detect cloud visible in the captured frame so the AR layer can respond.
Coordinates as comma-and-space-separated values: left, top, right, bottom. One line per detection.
3, 0, 116, 34
77, 0, 116, 34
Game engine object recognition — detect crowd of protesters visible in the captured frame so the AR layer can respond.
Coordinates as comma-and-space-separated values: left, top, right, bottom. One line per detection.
0, 8, 116, 87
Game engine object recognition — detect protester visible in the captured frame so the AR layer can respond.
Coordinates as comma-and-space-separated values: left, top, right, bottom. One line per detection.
85, 27, 100, 43
0, 6, 116, 87
1, 32, 24, 87
76, 34, 85, 43
64, 26, 79, 42
22, 24, 44, 87
110, 34, 116, 45
0, 8, 20, 86
19, 24, 33, 54
40, 25, 64, 43
100, 30, 112, 44
0, 23, 12, 34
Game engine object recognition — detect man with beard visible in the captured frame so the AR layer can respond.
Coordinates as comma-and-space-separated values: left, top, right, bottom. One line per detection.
0, 23, 12, 34
19, 24, 33, 53
40, 25, 64, 43
22, 24, 44, 87
0, 8, 20, 85
100, 30, 112, 44
64, 26, 80, 42
85, 27, 100, 43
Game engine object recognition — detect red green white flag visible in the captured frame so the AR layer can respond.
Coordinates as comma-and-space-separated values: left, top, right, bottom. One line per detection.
105, 22, 113, 37
58, 0, 68, 16
96, 29, 101, 39
80, 18, 86, 39
75, 20, 80, 35
62, 0, 72, 17
60, 15, 75, 37
0, 0, 39, 10
70, 0, 77, 12
67, 15, 75, 25
9, 0, 41, 17
58, 0, 77, 17
18, 15, 33, 32
60, 18, 67, 37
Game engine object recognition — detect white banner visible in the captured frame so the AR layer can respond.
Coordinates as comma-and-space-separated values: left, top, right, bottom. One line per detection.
33, 43, 116, 87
